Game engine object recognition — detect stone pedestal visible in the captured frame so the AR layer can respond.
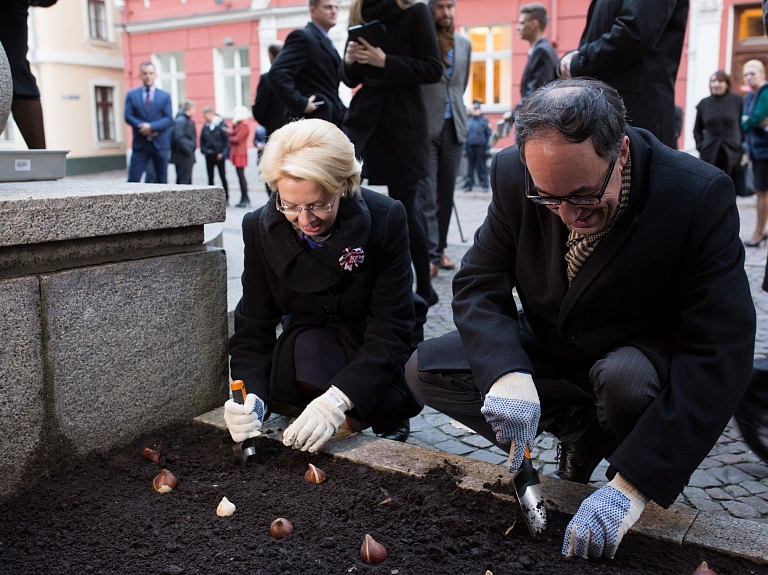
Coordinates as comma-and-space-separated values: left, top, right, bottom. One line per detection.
0, 181, 228, 500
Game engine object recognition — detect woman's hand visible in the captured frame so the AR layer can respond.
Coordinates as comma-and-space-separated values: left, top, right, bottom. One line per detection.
346, 37, 386, 68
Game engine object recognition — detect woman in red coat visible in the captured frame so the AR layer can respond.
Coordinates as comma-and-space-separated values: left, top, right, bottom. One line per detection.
229, 106, 251, 207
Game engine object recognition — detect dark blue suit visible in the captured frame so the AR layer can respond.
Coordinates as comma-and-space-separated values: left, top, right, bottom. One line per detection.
124, 85, 174, 183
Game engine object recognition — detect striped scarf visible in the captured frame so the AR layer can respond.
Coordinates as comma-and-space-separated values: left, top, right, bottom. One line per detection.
565, 152, 631, 285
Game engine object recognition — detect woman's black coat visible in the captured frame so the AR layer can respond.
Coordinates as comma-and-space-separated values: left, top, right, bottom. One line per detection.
341, 0, 442, 186
228, 189, 422, 431
693, 92, 743, 178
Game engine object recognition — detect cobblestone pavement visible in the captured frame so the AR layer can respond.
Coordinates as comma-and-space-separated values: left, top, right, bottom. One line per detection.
68, 167, 768, 522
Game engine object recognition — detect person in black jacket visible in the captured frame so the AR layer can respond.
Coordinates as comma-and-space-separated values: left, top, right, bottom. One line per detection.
342, 0, 443, 306
225, 119, 424, 450
693, 70, 743, 186
267, 0, 346, 126
170, 100, 196, 185
200, 106, 230, 204
558, 0, 689, 149
252, 42, 288, 137
518, 3, 558, 101
406, 79, 754, 559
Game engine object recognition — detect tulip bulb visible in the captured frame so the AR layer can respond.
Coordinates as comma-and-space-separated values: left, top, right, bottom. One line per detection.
693, 561, 717, 575
270, 518, 294, 539
152, 469, 177, 493
304, 463, 326, 484
360, 534, 387, 564
142, 446, 160, 464
216, 497, 236, 517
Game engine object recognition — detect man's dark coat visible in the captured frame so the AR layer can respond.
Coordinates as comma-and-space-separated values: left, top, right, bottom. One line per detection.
268, 23, 346, 126
252, 72, 288, 136
448, 126, 755, 507
229, 189, 422, 432
520, 37, 559, 100
568, 0, 689, 148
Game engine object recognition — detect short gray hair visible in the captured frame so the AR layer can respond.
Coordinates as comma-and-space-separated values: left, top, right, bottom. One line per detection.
182, 100, 195, 112
514, 78, 626, 163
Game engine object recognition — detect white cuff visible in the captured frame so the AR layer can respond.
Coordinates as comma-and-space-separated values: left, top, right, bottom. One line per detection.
327, 385, 353, 411
488, 372, 539, 403
608, 473, 650, 505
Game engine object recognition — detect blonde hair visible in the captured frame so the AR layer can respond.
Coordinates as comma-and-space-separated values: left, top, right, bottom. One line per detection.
744, 59, 767, 78
232, 105, 252, 125
349, 0, 415, 26
259, 119, 362, 197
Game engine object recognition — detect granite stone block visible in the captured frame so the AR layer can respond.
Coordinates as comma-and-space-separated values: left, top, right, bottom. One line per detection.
0, 277, 43, 500
41, 250, 228, 455
685, 512, 768, 563
0, 181, 226, 247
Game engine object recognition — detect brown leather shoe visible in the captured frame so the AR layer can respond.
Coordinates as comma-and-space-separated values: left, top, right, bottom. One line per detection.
430, 263, 439, 278
439, 253, 455, 270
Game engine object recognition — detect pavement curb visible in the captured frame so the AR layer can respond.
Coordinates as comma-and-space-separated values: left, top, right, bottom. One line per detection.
194, 408, 768, 565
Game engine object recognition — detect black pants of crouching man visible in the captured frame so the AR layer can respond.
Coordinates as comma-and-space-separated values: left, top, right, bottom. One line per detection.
404, 338, 662, 454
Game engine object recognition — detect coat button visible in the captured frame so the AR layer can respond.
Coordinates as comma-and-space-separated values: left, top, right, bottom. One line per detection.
327, 287, 338, 296
564, 329, 576, 340
323, 306, 333, 314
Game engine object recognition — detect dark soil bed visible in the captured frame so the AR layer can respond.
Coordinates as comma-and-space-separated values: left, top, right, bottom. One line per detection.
0, 423, 764, 575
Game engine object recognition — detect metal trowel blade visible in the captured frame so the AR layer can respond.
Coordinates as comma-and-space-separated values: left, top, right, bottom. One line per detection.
511, 446, 548, 538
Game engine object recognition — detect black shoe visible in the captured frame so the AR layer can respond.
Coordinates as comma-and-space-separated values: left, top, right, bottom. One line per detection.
235, 198, 251, 208
377, 419, 410, 442
555, 428, 615, 484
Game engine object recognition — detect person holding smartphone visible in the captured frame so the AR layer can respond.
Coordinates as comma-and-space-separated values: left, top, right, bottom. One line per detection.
342, 0, 443, 307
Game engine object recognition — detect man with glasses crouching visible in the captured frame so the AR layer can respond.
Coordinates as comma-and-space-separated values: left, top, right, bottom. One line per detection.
225, 119, 424, 456
405, 78, 755, 559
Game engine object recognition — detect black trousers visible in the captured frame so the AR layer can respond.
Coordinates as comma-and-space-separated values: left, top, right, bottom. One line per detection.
405, 345, 661, 451
174, 154, 194, 185
205, 154, 229, 198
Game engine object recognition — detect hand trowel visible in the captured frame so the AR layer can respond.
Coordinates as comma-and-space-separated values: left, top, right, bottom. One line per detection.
511, 444, 548, 538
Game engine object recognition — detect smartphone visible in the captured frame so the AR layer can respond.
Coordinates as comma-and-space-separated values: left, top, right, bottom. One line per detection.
313, 101, 325, 106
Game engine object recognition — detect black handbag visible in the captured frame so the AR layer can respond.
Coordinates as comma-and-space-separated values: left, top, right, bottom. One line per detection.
735, 157, 756, 198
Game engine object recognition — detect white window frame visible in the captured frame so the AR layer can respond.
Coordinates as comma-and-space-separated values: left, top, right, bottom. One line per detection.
82, 0, 116, 45
213, 46, 252, 118
89, 78, 123, 149
152, 52, 186, 112
464, 24, 512, 114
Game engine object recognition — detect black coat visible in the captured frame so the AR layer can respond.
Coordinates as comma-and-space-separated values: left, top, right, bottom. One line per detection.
268, 23, 346, 126
450, 127, 755, 507
341, 0, 442, 185
252, 72, 288, 136
520, 37, 559, 100
199, 118, 229, 157
228, 189, 422, 431
693, 92, 743, 177
170, 110, 196, 164
569, 0, 689, 148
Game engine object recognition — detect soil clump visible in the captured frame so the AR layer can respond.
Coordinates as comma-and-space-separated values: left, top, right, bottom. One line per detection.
0, 423, 763, 574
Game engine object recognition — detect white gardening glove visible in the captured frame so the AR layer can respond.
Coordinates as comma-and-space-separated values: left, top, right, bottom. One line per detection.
282, 386, 352, 453
562, 473, 649, 559
223, 393, 265, 442
480, 372, 540, 472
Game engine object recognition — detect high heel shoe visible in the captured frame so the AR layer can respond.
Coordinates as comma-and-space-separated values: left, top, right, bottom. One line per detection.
744, 233, 768, 247
235, 198, 251, 208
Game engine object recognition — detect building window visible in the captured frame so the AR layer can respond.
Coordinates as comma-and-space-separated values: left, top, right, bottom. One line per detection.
153, 52, 186, 112
215, 47, 251, 117
731, 4, 768, 87
95, 86, 115, 141
467, 25, 512, 108
88, 0, 108, 40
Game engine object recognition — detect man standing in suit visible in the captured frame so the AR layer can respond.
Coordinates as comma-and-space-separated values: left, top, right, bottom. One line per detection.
416, 0, 471, 277
406, 78, 755, 559
268, 0, 346, 126
170, 100, 197, 185
125, 62, 174, 183
558, 0, 688, 149
518, 3, 558, 101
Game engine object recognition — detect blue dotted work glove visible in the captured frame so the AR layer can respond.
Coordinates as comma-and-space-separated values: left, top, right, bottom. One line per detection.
223, 393, 265, 443
562, 473, 649, 559
480, 373, 540, 472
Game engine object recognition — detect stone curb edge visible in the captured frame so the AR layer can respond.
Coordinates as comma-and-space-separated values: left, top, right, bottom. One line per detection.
193, 407, 768, 565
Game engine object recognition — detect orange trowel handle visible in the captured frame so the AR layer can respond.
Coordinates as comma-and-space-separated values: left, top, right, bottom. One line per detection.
230, 380, 247, 405
524, 444, 531, 459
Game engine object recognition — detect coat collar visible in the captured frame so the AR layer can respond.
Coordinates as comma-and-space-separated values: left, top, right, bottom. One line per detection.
259, 192, 372, 293
557, 126, 652, 319
306, 22, 340, 63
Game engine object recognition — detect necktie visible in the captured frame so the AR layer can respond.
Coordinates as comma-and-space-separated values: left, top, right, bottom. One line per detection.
145, 89, 151, 105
